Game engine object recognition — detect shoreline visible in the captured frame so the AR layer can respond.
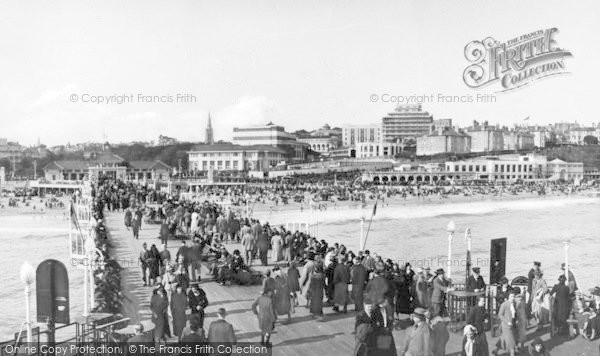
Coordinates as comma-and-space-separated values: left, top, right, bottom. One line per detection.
252, 192, 600, 225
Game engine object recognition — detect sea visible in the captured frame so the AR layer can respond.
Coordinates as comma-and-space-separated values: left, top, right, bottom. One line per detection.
258, 195, 600, 292
0, 211, 85, 341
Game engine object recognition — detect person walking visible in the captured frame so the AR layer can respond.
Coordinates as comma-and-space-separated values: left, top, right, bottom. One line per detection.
207, 308, 236, 354
150, 286, 170, 342
308, 262, 326, 320
402, 307, 430, 356
333, 255, 350, 313
494, 290, 517, 356
139, 242, 150, 286
252, 290, 277, 345
170, 285, 188, 338
273, 267, 292, 323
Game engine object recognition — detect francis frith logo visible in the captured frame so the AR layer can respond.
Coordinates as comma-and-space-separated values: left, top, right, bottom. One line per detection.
463, 28, 572, 92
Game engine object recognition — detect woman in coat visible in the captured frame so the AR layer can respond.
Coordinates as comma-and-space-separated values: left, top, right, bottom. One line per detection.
514, 293, 528, 350
531, 271, 550, 330
551, 274, 571, 335
147, 244, 162, 286
251, 290, 277, 345
332, 257, 350, 313
124, 208, 132, 229
274, 268, 292, 323
170, 285, 188, 337
150, 286, 170, 342
308, 263, 326, 319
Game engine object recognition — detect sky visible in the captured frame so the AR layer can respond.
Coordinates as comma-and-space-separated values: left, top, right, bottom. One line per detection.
0, 0, 599, 146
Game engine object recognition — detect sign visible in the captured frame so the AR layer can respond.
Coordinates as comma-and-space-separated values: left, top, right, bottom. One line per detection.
36, 259, 70, 324
463, 28, 572, 92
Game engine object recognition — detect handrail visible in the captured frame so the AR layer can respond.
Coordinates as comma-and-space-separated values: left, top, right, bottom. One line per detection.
94, 317, 130, 330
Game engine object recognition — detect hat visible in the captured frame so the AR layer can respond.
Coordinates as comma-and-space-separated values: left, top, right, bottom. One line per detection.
411, 307, 427, 320
472, 267, 480, 273
558, 274, 567, 281
463, 324, 477, 336
534, 261, 541, 267
511, 287, 521, 295
435, 268, 445, 275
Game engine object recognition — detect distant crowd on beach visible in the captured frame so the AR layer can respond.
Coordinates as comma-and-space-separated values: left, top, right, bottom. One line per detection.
81, 176, 600, 356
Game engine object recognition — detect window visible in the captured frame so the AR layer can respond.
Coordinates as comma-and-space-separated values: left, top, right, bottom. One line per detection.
483, 166, 487, 172
462, 165, 466, 172
225, 161, 231, 169
455, 166, 459, 172
475, 165, 480, 172
518, 165, 521, 172
495, 165, 499, 172
469, 165, 473, 172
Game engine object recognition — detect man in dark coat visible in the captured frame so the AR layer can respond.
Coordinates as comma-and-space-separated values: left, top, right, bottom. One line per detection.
466, 267, 486, 292
351, 257, 368, 312
431, 268, 453, 317
325, 255, 338, 305
332, 256, 350, 313
207, 308, 236, 354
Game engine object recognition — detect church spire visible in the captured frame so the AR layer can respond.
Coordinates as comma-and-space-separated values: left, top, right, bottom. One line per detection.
205, 112, 214, 144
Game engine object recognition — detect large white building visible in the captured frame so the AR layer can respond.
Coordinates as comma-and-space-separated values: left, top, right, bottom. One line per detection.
341, 124, 381, 147
381, 104, 433, 143
188, 144, 286, 172
502, 131, 535, 151
416, 128, 471, 156
232, 122, 308, 161
445, 154, 547, 182
354, 142, 405, 158
568, 127, 595, 145
467, 122, 504, 152
546, 159, 584, 180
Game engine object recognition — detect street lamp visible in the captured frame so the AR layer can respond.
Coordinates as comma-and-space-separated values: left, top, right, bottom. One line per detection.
446, 221, 456, 280
83, 237, 96, 317
563, 240, 570, 286
20, 261, 35, 343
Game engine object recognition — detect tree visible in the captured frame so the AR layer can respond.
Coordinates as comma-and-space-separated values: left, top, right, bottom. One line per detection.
583, 135, 598, 145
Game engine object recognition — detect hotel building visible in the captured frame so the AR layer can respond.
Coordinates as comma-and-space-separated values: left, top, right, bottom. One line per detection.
381, 104, 433, 143
232, 122, 309, 161
187, 144, 286, 172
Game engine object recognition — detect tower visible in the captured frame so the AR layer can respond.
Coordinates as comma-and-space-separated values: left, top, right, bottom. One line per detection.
205, 112, 214, 144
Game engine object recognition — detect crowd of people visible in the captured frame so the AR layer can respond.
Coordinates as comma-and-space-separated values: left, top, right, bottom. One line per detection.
85, 176, 600, 355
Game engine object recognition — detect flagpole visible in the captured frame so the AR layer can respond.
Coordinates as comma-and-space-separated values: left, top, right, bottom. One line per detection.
361, 199, 377, 250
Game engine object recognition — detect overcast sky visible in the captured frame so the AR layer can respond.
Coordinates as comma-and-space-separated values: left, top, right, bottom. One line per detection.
1, 0, 598, 146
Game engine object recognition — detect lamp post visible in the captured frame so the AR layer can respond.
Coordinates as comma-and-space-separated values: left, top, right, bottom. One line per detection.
83, 237, 96, 317
360, 216, 365, 251
564, 240, 570, 286
465, 228, 472, 284
20, 261, 35, 343
446, 221, 456, 281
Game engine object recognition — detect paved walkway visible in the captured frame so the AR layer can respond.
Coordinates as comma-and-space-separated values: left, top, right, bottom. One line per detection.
104, 211, 600, 356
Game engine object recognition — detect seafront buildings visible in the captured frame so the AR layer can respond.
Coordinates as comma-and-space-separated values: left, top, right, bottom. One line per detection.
187, 143, 286, 172
381, 104, 433, 143
232, 122, 310, 161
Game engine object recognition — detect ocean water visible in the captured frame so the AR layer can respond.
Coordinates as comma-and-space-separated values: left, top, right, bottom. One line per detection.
0, 214, 85, 341
258, 196, 600, 291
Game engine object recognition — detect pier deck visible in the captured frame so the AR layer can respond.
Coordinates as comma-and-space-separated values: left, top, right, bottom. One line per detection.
104, 212, 600, 356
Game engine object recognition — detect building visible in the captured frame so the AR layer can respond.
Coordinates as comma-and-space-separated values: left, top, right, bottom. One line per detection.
432, 119, 453, 132
531, 129, 552, 148
205, 113, 214, 144
381, 104, 433, 143
444, 154, 548, 182
43, 152, 171, 182
0, 138, 25, 160
416, 127, 471, 156
341, 124, 381, 147
546, 159, 584, 180
297, 136, 340, 155
502, 131, 534, 151
232, 122, 309, 161
157, 135, 178, 146
188, 144, 286, 172
467, 121, 504, 152
568, 127, 595, 145
355, 141, 405, 158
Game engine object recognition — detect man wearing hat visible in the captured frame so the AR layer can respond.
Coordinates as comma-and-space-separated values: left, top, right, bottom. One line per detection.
431, 268, 453, 318
466, 296, 489, 354
466, 267, 486, 293
402, 307, 431, 356
561, 263, 578, 294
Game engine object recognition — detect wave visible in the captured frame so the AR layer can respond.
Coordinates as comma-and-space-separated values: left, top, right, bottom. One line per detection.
257, 196, 600, 225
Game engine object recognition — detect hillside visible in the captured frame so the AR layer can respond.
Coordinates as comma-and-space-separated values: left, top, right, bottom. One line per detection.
543, 145, 600, 168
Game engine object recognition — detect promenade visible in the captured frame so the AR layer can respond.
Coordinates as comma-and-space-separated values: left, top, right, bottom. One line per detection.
104, 211, 600, 356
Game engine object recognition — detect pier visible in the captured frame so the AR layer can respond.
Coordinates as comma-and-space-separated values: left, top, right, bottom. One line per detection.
102, 210, 600, 355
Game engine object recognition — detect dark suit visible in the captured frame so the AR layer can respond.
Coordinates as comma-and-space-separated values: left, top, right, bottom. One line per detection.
351, 264, 368, 311
207, 318, 236, 343
466, 275, 486, 292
